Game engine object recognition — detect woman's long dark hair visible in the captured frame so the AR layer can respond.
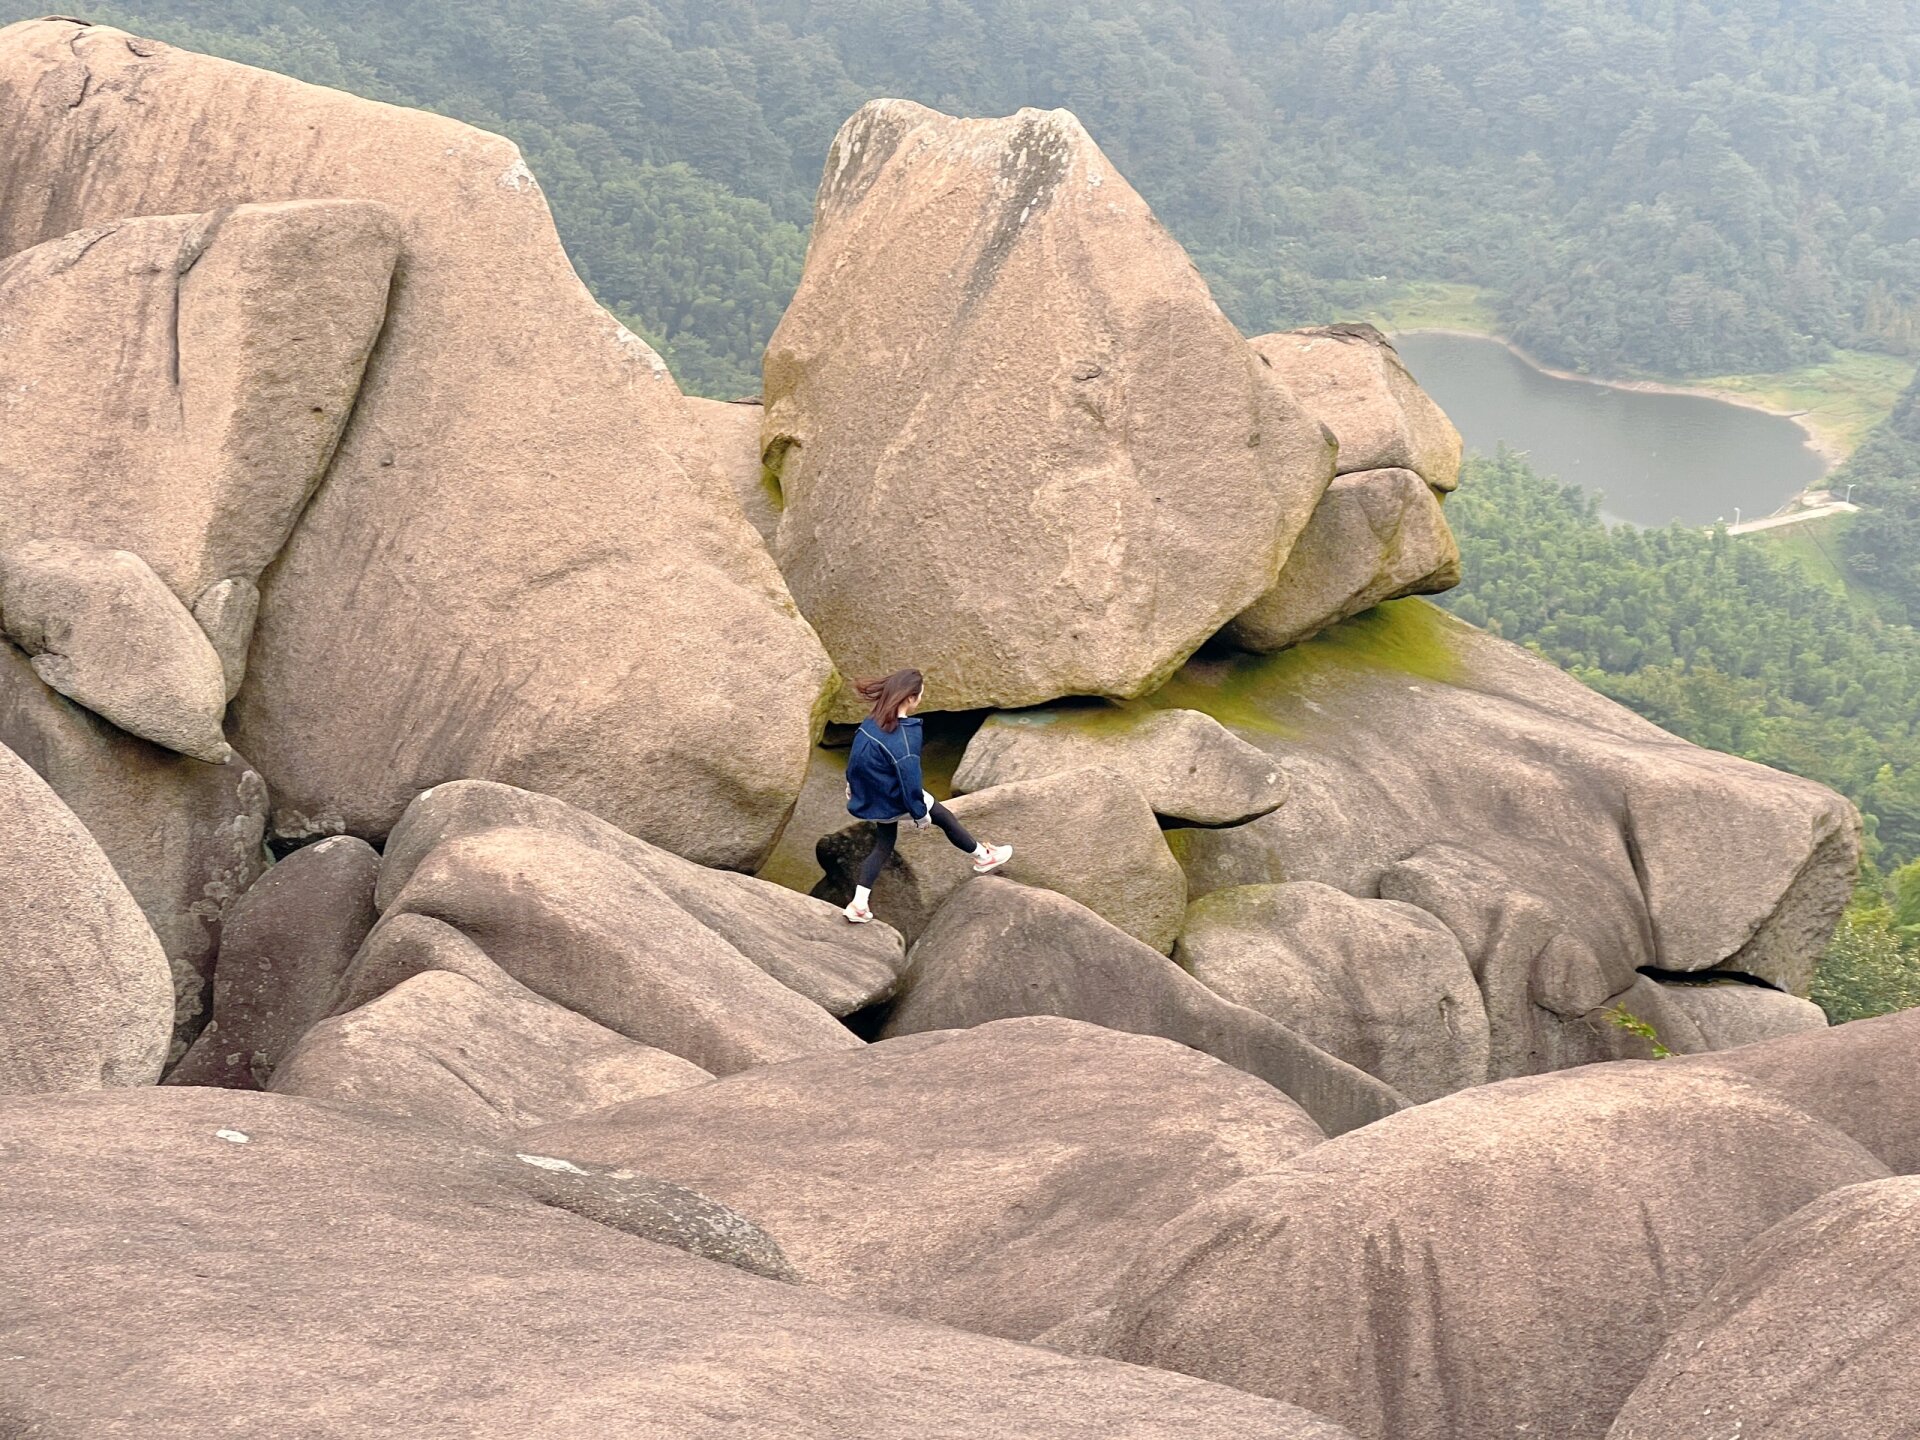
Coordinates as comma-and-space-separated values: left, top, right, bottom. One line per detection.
856, 669, 923, 732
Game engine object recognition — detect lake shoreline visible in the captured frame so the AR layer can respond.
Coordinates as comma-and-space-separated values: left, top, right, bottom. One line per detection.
1394, 326, 1845, 473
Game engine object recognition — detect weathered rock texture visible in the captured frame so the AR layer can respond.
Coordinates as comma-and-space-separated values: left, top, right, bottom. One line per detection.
0, 1086, 1359, 1438
379, 780, 907, 1016
524, 1017, 1324, 1341
0, 743, 172, 1092
0, 18, 833, 869
330, 912, 525, 1017
1675, 1003, 1920, 1174
1251, 325, 1462, 490
952, 706, 1286, 826
0, 643, 268, 1057
687, 396, 780, 547
1651, 980, 1826, 1050
1226, 469, 1461, 653
1176, 881, 1488, 1102
880, 880, 1404, 1136
168, 836, 381, 1088
383, 826, 861, 1074
817, 766, 1186, 950
766, 100, 1334, 717
273, 969, 713, 1138
1609, 1175, 1920, 1440
1092, 1063, 1890, 1440
1168, 602, 1859, 1073
0, 199, 399, 611
0, 539, 233, 761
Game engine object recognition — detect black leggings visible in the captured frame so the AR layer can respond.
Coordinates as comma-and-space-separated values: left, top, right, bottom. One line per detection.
857, 803, 980, 888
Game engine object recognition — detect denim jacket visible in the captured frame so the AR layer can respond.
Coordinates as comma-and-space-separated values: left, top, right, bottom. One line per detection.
844, 716, 929, 821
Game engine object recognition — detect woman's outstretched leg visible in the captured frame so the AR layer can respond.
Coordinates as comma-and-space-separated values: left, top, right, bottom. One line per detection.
927, 802, 978, 853
929, 802, 1014, 875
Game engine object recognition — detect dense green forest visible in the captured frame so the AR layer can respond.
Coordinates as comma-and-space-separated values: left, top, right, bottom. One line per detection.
1440, 450, 1920, 1018
1837, 369, 1920, 616
10, 0, 1919, 395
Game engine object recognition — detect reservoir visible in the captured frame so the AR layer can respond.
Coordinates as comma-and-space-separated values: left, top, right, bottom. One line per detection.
1392, 331, 1830, 528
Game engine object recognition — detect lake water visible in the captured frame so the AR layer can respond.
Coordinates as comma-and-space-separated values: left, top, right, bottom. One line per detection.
1392, 331, 1829, 527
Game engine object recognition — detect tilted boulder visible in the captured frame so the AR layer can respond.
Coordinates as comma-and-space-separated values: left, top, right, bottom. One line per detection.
522, 1017, 1325, 1342
952, 706, 1286, 826
331, 911, 523, 1017
0, 1085, 1359, 1438
0, 743, 172, 1092
1251, 325, 1462, 490
168, 836, 381, 1089
0, 200, 399, 615
379, 780, 907, 1016
0, 18, 834, 869
1176, 881, 1489, 1102
766, 99, 1334, 717
1609, 1176, 1920, 1439
686, 396, 779, 548
1377, 843, 1689, 1075
273, 969, 713, 1139
383, 826, 861, 1074
1226, 469, 1461, 653
0, 539, 232, 762
1673, 1003, 1920, 1174
1652, 980, 1826, 1050
1091, 1063, 1890, 1440
1, 643, 268, 1059
816, 766, 1186, 951
1170, 602, 1859, 1072
879, 879, 1404, 1136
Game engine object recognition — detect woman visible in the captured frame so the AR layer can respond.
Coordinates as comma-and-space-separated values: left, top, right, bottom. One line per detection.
840, 668, 1012, 924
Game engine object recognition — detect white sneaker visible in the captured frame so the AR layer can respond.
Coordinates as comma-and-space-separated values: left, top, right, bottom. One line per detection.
843, 898, 874, 924
972, 842, 1013, 875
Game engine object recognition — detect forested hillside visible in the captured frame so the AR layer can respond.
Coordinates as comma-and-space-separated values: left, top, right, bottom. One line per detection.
1441, 451, 1920, 1018
11, 0, 1918, 395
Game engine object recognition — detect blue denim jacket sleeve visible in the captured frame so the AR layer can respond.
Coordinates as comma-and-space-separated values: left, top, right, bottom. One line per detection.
894, 729, 928, 820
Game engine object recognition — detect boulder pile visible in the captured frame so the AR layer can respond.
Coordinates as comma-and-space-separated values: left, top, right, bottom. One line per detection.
0, 19, 1899, 1439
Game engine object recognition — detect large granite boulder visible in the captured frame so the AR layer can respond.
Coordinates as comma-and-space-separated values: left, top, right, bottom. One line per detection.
1175, 882, 1488, 1102
330, 912, 524, 1016
1673, 1003, 1920, 1174
379, 780, 907, 1016
0, 743, 172, 1092
0, 200, 398, 612
686, 396, 780, 547
1226, 469, 1460, 653
1251, 325, 1462, 490
0, 18, 834, 869
879, 879, 1404, 1136
1, 643, 268, 1059
522, 1017, 1324, 1341
383, 826, 861, 1073
1091, 1063, 1890, 1440
0, 1086, 1359, 1438
273, 969, 712, 1139
1167, 602, 1859, 1073
168, 837, 382, 1089
952, 706, 1286, 826
1609, 1175, 1920, 1439
765, 99, 1334, 718
0, 539, 232, 762
1653, 980, 1826, 1050
816, 766, 1186, 950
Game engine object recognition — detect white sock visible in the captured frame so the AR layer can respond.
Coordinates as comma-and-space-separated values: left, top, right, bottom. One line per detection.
973, 844, 992, 860
853, 885, 872, 908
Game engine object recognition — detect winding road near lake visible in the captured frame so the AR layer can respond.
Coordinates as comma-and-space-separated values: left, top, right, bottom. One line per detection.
1393, 332, 1830, 528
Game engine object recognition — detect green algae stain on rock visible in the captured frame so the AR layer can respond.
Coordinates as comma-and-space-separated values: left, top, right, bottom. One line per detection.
1148, 600, 1469, 739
